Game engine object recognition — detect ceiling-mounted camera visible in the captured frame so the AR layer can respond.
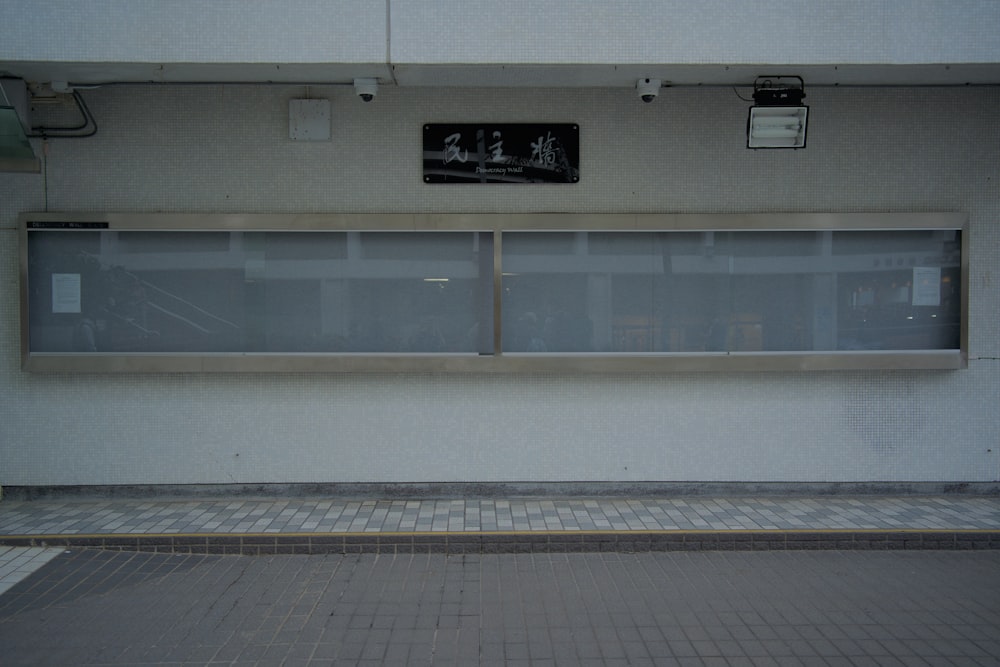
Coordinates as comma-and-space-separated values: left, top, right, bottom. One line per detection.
353, 78, 378, 102
636, 78, 660, 103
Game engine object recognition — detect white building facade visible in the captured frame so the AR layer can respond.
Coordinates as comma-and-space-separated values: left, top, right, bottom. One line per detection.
1, 1, 998, 490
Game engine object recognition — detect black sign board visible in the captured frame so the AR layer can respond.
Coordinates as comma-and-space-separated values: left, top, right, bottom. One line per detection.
26, 221, 109, 229
423, 123, 579, 184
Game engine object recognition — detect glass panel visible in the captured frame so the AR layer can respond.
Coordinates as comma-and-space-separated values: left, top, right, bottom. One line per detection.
833, 229, 962, 351
0, 106, 36, 156
27, 229, 493, 354
503, 232, 669, 352
24, 224, 961, 360
0, 106, 41, 172
502, 230, 962, 353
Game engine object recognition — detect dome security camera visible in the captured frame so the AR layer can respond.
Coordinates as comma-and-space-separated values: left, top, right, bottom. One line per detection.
354, 78, 378, 102
636, 78, 661, 103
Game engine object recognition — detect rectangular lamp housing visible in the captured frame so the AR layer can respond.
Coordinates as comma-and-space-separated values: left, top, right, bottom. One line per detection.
747, 105, 808, 149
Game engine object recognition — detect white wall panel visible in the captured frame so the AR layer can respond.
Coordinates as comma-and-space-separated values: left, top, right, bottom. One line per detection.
0, 1, 387, 65
8, 0, 999, 66
391, 0, 883, 65
1, 84, 998, 485
391, 0, 1000, 67
4, 2, 999, 86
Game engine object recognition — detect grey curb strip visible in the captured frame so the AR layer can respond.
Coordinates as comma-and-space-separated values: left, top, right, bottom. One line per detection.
2, 529, 998, 554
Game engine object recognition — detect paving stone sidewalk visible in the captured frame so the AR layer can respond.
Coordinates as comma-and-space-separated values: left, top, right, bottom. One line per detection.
2, 496, 998, 535
1, 495, 998, 556
0, 546, 63, 596
1, 549, 999, 666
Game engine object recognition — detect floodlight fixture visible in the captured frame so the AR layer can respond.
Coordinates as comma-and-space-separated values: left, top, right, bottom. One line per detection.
747, 76, 808, 149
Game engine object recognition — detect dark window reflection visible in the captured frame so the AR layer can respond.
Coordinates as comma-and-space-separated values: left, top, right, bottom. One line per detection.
502, 230, 961, 353
28, 230, 493, 354
27, 228, 960, 356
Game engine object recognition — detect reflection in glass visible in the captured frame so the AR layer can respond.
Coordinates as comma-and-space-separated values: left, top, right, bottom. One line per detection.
26, 227, 961, 357
27, 230, 493, 354
502, 230, 961, 353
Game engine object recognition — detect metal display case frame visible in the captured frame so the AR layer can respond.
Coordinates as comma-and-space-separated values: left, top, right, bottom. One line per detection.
19, 211, 968, 373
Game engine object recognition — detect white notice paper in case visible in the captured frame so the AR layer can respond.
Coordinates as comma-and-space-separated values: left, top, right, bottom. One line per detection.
51, 273, 82, 313
912, 267, 941, 307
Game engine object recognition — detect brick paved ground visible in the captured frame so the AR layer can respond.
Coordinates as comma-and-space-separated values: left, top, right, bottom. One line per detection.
3, 496, 999, 534
2, 496, 998, 556
0, 546, 63, 595
1, 549, 998, 666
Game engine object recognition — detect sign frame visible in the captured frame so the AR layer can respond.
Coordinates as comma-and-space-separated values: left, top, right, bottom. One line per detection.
423, 123, 579, 184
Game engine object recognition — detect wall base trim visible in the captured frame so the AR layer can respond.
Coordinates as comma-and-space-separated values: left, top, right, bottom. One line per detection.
2, 530, 998, 554
3, 481, 998, 502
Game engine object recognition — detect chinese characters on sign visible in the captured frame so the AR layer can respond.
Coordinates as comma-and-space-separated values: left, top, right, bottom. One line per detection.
423, 124, 579, 183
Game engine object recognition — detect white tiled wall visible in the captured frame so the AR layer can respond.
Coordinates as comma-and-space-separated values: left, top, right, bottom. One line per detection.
1, 1, 386, 64
6, 1, 1000, 70
391, 0, 1000, 66
1, 84, 998, 484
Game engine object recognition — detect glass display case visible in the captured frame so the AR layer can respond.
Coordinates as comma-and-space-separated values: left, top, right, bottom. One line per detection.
19, 212, 967, 372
